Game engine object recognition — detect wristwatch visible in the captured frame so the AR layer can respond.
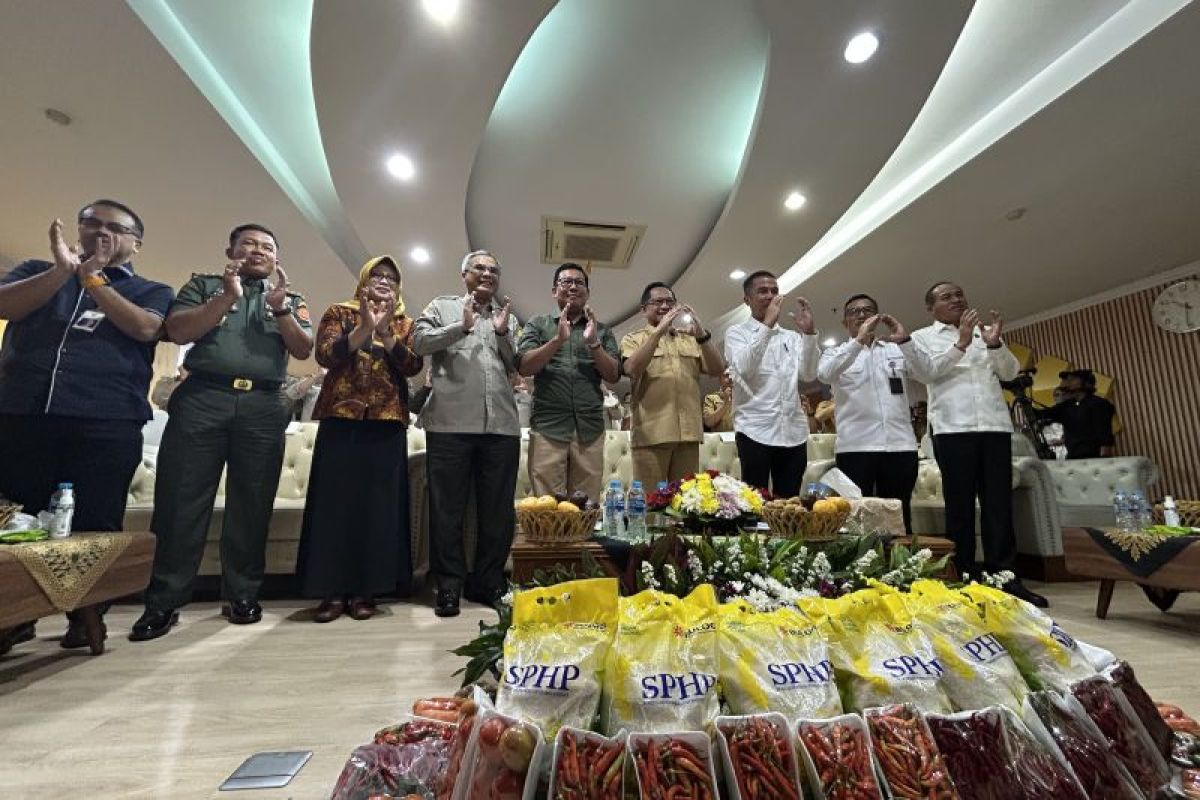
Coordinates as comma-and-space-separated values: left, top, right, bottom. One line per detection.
696, 330, 712, 344
269, 303, 291, 317
82, 273, 110, 289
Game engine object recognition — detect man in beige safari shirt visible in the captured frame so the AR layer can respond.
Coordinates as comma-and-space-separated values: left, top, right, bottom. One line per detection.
620, 282, 724, 487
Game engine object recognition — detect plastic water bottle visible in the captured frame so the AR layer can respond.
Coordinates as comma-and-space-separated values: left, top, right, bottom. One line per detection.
1129, 490, 1152, 531
1112, 491, 1132, 532
49, 482, 75, 539
603, 480, 625, 540
626, 481, 648, 544
1163, 496, 1181, 527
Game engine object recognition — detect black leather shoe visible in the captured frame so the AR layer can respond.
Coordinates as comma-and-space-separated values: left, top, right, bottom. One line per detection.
0, 622, 36, 655
61, 617, 106, 649
464, 587, 505, 611
1006, 581, 1050, 609
435, 587, 461, 618
129, 609, 180, 642
223, 600, 263, 625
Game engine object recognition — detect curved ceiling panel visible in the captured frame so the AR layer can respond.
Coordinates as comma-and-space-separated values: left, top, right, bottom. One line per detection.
670, 0, 974, 340
312, 0, 554, 304
465, 0, 768, 323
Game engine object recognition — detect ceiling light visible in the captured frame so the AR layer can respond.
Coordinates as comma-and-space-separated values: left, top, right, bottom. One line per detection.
844, 32, 879, 64
729, 268, 746, 280
386, 153, 415, 181
784, 191, 807, 211
410, 246, 431, 264
823, 336, 838, 347
422, 0, 459, 24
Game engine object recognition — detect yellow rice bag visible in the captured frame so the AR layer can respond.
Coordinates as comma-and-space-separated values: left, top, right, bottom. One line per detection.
908, 580, 1029, 712
718, 600, 842, 721
961, 583, 1095, 691
827, 589, 954, 713
601, 584, 720, 734
497, 578, 619, 739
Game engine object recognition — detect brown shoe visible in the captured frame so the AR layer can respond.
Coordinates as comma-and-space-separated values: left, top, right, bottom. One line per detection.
348, 597, 377, 621
313, 598, 346, 623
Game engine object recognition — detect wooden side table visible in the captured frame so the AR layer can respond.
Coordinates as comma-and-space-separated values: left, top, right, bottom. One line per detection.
1062, 527, 1200, 619
0, 531, 155, 655
891, 534, 958, 580
509, 534, 621, 585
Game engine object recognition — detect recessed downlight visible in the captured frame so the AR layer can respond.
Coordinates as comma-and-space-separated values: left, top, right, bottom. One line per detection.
422, 0, 459, 24
729, 268, 747, 280
410, 246, 431, 264
386, 153, 415, 181
844, 32, 879, 64
784, 191, 807, 211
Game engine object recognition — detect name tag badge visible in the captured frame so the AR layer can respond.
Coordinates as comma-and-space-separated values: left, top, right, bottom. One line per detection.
888, 376, 904, 395
72, 309, 105, 333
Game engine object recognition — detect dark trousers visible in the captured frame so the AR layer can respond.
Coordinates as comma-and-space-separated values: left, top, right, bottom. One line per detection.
0, 414, 142, 531
735, 432, 807, 499
145, 380, 290, 610
836, 451, 919, 534
0, 414, 142, 625
426, 431, 519, 596
933, 432, 1015, 575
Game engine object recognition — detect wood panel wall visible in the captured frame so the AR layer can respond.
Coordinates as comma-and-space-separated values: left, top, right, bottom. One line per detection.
1008, 274, 1200, 499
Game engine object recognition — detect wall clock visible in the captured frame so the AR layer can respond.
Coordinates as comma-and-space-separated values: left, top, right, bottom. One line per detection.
1152, 279, 1200, 333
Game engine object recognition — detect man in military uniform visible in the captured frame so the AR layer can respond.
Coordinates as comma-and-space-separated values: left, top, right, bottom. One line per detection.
131, 224, 312, 641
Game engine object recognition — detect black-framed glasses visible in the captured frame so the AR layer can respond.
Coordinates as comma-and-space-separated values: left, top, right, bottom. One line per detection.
556, 278, 587, 288
845, 305, 877, 318
368, 272, 399, 286
644, 297, 676, 307
79, 217, 139, 237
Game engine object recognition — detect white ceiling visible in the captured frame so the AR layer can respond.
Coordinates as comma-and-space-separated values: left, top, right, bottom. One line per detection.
1, 0, 1197, 358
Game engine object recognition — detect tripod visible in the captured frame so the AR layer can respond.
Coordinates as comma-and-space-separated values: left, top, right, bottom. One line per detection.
1008, 391, 1055, 460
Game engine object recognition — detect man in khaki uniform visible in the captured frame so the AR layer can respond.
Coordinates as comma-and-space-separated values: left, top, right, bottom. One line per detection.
620, 282, 724, 487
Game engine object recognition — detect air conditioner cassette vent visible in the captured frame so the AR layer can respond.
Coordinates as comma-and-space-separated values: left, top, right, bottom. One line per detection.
541, 216, 646, 268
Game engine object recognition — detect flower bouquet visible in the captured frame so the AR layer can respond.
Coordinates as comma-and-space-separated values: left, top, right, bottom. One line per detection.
649, 470, 766, 535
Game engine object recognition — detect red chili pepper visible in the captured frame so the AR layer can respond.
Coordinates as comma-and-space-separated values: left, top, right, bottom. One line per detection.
798, 719, 883, 800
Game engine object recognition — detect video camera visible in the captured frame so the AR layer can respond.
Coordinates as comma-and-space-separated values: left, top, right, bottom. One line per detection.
1000, 368, 1036, 394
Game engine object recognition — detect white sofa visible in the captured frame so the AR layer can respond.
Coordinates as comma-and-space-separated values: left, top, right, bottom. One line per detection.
124, 424, 1157, 577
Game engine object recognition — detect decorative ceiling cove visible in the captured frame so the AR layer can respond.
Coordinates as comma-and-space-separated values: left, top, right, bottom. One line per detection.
1, 0, 1196, 342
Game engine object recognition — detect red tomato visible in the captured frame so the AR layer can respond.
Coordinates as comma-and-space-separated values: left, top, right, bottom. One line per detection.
478, 716, 508, 749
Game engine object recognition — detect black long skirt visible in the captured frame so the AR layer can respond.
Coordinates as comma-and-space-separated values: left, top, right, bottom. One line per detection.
296, 418, 412, 598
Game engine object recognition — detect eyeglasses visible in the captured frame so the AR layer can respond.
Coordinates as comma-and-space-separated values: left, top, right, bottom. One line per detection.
368, 273, 399, 286
844, 306, 877, 318
644, 297, 676, 307
470, 263, 501, 275
79, 217, 139, 237
556, 278, 587, 288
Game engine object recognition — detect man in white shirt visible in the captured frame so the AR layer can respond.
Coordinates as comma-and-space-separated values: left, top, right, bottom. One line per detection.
909, 281, 1047, 607
817, 294, 921, 532
724, 271, 819, 498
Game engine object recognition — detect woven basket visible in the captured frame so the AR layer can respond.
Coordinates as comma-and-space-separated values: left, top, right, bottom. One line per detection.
516, 508, 601, 543
0, 502, 20, 530
1152, 499, 1200, 528
761, 506, 849, 542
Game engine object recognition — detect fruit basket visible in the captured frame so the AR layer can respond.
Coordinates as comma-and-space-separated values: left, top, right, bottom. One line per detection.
0, 501, 21, 530
515, 495, 601, 543
761, 498, 850, 542
1153, 499, 1200, 528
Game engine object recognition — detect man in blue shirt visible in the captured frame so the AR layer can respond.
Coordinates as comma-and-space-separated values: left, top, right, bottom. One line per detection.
0, 199, 173, 653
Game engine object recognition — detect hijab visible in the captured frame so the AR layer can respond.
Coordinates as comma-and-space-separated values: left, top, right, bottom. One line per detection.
337, 255, 406, 318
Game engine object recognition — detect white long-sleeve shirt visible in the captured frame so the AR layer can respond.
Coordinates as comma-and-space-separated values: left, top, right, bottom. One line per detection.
908, 321, 1020, 435
724, 317, 819, 447
817, 339, 919, 453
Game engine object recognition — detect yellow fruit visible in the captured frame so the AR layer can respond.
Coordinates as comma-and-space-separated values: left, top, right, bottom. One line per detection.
812, 499, 837, 514
557, 501, 581, 513
834, 497, 852, 513
537, 495, 559, 511
516, 497, 539, 511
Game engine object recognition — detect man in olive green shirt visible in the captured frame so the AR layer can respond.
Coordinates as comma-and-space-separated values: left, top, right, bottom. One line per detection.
517, 263, 619, 502
621, 282, 724, 487
132, 223, 313, 641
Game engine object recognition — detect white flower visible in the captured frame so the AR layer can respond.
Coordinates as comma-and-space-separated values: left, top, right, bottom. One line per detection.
640, 561, 661, 589
663, 564, 678, 584
499, 590, 514, 607
914, 548, 932, 564
852, 550, 878, 571
686, 551, 705, 581
811, 552, 832, 580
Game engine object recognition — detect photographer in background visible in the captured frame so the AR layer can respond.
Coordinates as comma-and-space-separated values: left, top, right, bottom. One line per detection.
1040, 370, 1115, 459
